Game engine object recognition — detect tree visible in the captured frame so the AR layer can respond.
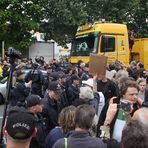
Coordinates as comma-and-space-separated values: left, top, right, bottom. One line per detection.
126, 0, 148, 37
0, 0, 43, 51
0, 0, 147, 51
39, 0, 88, 46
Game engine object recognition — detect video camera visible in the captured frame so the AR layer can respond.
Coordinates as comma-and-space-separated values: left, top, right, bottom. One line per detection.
5, 47, 21, 59
35, 56, 44, 65
113, 97, 132, 112
118, 101, 132, 112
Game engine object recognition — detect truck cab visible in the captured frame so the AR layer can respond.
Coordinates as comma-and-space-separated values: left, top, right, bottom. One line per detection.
70, 22, 130, 66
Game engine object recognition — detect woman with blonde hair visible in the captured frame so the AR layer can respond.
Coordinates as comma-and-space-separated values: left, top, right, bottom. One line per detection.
45, 106, 76, 148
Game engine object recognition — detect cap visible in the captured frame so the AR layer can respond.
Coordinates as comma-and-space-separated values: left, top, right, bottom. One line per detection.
80, 63, 85, 68
15, 70, 24, 77
48, 82, 62, 94
26, 95, 42, 108
58, 72, 66, 78
6, 106, 35, 140
82, 78, 93, 87
50, 72, 60, 81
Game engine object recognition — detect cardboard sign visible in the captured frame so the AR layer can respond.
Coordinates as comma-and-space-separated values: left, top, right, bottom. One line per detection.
89, 54, 107, 76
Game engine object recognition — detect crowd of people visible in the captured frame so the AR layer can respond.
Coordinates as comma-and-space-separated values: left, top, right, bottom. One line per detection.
0, 56, 148, 148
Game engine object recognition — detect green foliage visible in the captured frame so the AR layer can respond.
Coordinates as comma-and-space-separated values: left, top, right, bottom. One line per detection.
127, 0, 148, 37
39, 0, 87, 46
0, 0, 43, 50
0, 0, 147, 50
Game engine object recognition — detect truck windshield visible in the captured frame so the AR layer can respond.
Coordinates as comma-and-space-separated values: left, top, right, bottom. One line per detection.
71, 32, 99, 56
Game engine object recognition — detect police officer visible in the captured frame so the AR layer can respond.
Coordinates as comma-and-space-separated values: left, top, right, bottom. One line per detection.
25, 63, 43, 97
10, 70, 31, 106
42, 82, 63, 132
26, 95, 46, 148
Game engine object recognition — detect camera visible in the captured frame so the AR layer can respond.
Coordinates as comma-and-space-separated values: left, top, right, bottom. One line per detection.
113, 97, 132, 112
35, 56, 44, 65
5, 47, 21, 59
118, 101, 132, 112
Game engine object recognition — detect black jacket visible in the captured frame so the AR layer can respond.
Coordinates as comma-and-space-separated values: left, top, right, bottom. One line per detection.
42, 96, 62, 133
10, 79, 30, 106
59, 84, 69, 107
67, 85, 80, 105
25, 69, 43, 97
30, 113, 46, 148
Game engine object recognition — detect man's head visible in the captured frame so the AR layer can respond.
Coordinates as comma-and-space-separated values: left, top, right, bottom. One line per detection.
97, 73, 107, 81
130, 61, 137, 68
75, 104, 95, 130
59, 72, 66, 85
71, 75, 79, 85
50, 72, 60, 82
120, 80, 139, 104
4, 106, 36, 146
121, 120, 148, 148
26, 95, 43, 113
48, 82, 62, 100
47, 66, 53, 74
79, 87, 94, 100
137, 78, 147, 92
132, 107, 148, 127
15, 70, 24, 80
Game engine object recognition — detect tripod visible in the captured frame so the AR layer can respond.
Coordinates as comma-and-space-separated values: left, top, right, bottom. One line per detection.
0, 51, 20, 147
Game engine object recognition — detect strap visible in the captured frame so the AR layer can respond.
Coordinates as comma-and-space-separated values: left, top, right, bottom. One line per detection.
64, 138, 68, 148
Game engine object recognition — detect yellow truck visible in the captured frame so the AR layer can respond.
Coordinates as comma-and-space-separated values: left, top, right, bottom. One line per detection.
70, 22, 148, 69
131, 38, 148, 70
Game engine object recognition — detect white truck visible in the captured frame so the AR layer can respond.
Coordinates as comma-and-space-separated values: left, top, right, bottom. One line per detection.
29, 41, 56, 62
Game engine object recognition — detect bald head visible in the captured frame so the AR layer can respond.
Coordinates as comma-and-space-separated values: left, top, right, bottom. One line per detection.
132, 107, 148, 126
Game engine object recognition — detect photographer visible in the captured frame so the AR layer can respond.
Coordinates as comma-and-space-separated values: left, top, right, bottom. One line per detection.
25, 60, 44, 97
97, 80, 142, 142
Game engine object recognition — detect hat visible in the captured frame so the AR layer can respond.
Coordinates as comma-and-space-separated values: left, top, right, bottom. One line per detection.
26, 95, 42, 108
59, 72, 66, 78
50, 72, 60, 81
6, 106, 35, 140
80, 63, 85, 68
80, 86, 94, 99
82, 78, 93, 87
16, 70, 24, 77
48, 82, 62, 94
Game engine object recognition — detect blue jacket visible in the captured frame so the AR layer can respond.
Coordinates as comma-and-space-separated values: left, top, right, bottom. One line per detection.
53, 131, 106, 148
45, 127, 64, 148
